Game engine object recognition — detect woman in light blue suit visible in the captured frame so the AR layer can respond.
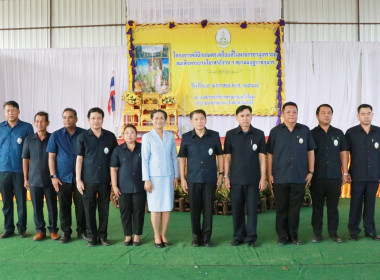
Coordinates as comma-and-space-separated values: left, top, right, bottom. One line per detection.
142, 109, 179, 248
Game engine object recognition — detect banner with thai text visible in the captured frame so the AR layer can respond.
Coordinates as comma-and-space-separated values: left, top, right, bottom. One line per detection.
131, 22, 283, 116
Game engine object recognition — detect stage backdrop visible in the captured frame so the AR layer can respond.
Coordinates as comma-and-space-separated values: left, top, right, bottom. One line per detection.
128, 21, 284, 116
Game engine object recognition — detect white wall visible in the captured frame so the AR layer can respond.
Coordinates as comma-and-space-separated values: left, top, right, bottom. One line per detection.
284, 0, 380, 42
1, 0, 379, 49
0, 0, 126, 49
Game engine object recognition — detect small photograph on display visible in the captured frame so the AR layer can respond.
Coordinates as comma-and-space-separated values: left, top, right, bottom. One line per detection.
135, 45, 169, 93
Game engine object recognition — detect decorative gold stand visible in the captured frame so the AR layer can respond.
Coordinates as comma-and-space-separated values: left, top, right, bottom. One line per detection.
122, 93, 178, 137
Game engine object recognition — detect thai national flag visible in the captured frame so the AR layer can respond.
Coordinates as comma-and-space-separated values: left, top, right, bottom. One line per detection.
107, 73, 116, 115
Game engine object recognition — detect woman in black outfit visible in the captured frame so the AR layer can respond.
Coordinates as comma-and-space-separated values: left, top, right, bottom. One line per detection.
110, 124, 146, 246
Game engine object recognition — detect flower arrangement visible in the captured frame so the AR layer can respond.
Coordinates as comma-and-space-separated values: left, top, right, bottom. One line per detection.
122, 91, 141, 106
168, 21, 177, 29
200, 19, 209, 28
162, 94, 175, 105
239, 21, 247, 29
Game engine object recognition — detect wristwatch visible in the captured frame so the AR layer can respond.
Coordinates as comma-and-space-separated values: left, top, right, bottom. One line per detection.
50, 174, 57, 179
218, 172, 224, 175
308, 171, 314, 175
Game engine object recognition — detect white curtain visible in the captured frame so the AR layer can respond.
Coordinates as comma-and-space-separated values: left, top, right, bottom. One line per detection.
0, 47, 129, 136
1, 43, 380, 137
361, 43, 380, 113
126, 0, 282, 23
283, 42, 380, 133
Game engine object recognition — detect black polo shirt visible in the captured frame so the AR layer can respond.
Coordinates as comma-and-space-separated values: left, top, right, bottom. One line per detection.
311, 125, 348, 180
267, 123, 316, 184
75, 128, 118, 184
178, 128, 223, 183
21, 132, 52, 188
110, 142, 144, 194
345, 124, 380, 182
224, 125, 266, 185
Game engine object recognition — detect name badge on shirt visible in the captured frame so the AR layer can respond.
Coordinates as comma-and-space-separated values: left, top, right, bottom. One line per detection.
334, 139, 339, 147
299, 138, 304, 144
17, 138, 22, 144
375, 142, 379, 149
208, 148, 213, 155
104, 147, 109, 154
252, 144, 257, 151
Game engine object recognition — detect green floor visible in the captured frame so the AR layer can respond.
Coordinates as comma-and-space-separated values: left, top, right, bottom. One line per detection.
0, 199, 380, 279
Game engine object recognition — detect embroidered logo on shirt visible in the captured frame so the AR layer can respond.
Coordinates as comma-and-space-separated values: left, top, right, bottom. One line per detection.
252, 144, 257, 151
334, 140, 339, 147
104, 147, 109, 154
375, 142, 379, 149
299, 138, 304, 144
17, 138, 22, 144
208, 148, 213, 155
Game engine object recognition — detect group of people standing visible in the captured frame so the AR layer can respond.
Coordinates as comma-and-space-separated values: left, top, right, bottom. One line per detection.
0, 100, 379, 248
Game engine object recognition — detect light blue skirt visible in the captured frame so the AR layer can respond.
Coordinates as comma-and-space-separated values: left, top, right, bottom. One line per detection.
147, 176, 174, 212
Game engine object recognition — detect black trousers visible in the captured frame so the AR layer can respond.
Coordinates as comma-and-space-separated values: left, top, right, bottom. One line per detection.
188, 182, 216, 242
0, 172, 27, 233
273, 183, 305, 240
82, 183, 110, 241
30, 185, 58, 233
57, 182, 86, 235
310, 179, 341, 236
230, 184, 259, 242
118, 191, 146, 236
348, 181, 378, 236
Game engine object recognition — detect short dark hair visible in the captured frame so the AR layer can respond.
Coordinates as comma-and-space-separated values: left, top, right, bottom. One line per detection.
87, 107, 104, 119
316, 104, 333, 115
357, 104, 373, 113
190, 109, 206, 119
150, 109, 167, 120
63, 108, 77, 117
282, 101, 298, 112
34, 111, 49, 122
124, 124, 137, 133
3, 101, 19, 110
236, 105, 252, 115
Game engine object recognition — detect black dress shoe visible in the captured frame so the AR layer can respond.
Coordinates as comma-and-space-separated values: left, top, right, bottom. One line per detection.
77, 232, 88, 241
349, 234, 359, 241
291, 238, 303, 245
59, 232, 71, 244
365, 233, 380, 241
100, 238, 110, 246
277, 238, 287, 246
203, 241, 213, 247
0, 232, 14, 239
312, 234, 322, 243
133, 241, 141, 246
191, 240, 202, 247
19, 231, 27, 238
123, 240, 133, 246
248, 241, 256, 247
330, 234, 342, 243
87, 239, 96, 247
230, 240, 242, 246
155, 242, 164, 248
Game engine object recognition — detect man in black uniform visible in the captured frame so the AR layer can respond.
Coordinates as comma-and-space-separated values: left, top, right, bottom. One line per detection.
178, 109, 223, 247
310, 104, 348, 243
224, 105, 266, 247
346, 104, 380, 241
22, 112, 59, 241
267, 102, 316, 245
75, 107, 118, 246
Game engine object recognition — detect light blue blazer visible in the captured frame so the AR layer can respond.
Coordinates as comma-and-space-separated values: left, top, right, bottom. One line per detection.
141, 129, 179, 181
